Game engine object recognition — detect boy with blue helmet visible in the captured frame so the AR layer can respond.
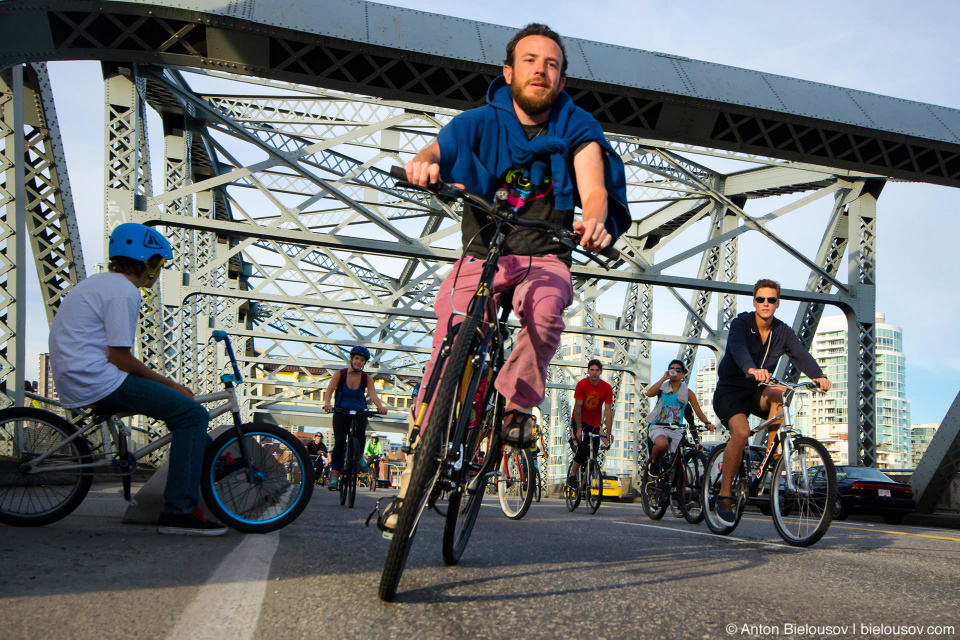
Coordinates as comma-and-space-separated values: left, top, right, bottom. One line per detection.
49, 223, 226, 536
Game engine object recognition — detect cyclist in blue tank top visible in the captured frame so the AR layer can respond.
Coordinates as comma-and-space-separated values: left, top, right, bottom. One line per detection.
645, 359, 714, 473
323, 346, 387, 491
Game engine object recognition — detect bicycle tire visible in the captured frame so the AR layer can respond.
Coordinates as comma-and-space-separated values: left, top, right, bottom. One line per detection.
201, 422, 314, 534
677, 449, 707, 524
441, 380, 500, 565
498, 448, 534, 519
347, 437, 359, 508
564, 460, 581, 511
640, 460, 668, 520
339, 440, 349, 506
771, 436, 835, 547
585, 459, 603, 514
380, 313, 482, 601
533, 468, 542, 503
0, 407, 94, 526
702, 443, 747, 535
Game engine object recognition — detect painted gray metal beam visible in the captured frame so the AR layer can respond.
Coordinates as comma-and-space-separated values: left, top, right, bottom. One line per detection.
2, 0, 960, 187
911, 392, 960, 513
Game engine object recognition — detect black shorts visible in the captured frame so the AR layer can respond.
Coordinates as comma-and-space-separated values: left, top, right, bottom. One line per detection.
570, 423, 601, 465
712, 385, 765, 426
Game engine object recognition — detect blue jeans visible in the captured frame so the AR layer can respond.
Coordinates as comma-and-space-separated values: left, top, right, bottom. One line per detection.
96, 375, 210, 515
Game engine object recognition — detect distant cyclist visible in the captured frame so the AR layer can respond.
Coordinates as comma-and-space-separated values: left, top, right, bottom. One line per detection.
568, 359, 613, 487
365, 434, 385, 489
323, 346, 388, 492
645, 359, 714, 473
49, 223, 226, 536
307, 432, 329, 484
711, 279, 830, 526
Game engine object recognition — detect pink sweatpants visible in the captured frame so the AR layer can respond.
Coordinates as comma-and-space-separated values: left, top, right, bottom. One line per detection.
418, 254, 574, 421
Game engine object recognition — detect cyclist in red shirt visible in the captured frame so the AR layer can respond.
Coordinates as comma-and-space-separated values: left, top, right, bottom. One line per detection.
569, 359, 613, 487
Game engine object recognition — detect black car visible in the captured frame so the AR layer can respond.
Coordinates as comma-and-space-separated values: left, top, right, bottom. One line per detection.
819, 465, 915, 524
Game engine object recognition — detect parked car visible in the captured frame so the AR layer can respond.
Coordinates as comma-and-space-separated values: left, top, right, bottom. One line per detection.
829, 465, 915, 524
376, 479, 393, 489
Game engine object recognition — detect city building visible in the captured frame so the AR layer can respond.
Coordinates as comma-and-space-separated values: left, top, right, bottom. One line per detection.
911, 423, 939, 468
545, 310, 643, 484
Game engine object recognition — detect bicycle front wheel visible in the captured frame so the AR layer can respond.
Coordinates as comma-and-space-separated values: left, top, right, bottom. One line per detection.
702, 443, 746, 535
498, 448, 534, 519
585, 459, 603, 514
201, 422, 314, 534
380, 314, 482, 601
0, 408, 94, 526
678, 449, 707, 524
771, 436, 836, 547
534, 468, 542, 503
564, 460, 581, 511
347, 437, 359, 509
640, 461, 668, 520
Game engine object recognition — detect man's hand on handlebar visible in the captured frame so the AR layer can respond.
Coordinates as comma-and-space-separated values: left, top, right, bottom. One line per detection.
572, 216, 611, 254
747, 368, 772, 384
812, 377, 831, 392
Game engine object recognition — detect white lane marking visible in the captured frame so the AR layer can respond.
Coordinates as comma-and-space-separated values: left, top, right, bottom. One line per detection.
167, 532, 280, 640
614, 521, 801, 549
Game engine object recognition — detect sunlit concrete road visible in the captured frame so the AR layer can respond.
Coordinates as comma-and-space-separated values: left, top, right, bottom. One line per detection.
2, 483, 958, 640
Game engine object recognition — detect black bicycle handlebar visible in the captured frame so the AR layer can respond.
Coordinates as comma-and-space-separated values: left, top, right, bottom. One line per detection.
331, 407, 382, 417
389, 166, 621, 265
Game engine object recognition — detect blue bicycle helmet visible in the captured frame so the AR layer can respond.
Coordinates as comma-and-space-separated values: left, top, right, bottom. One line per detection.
109, 223, 174, 261
349, 345, 371, 361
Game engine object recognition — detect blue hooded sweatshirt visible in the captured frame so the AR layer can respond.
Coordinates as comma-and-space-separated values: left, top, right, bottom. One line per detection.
436, 76, 631, 241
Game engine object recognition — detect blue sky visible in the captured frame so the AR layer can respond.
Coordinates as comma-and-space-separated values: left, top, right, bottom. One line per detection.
26, 0, 960, 423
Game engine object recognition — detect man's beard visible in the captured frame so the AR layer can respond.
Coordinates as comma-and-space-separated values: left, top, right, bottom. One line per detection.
511, 78, 560, 117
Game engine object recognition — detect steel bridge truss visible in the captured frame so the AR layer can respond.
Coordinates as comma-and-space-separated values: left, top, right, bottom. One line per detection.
3, 63, 885, 484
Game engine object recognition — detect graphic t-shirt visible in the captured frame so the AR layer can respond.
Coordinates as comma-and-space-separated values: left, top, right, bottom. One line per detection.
574, 378, 613, 427
460, 124, 586, 264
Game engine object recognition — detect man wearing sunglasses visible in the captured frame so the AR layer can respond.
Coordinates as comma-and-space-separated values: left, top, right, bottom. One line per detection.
711, 278, 831, 526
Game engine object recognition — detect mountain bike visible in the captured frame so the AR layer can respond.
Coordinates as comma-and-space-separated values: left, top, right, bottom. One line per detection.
332, 408, 377, 509
564, 430, 611, 515
702, 379, 837, 546
640, 424, 708, 524
0, 331, 314, 533
378, 167, 619, 601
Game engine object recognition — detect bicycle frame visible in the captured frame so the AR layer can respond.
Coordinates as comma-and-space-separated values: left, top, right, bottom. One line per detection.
739, 382, 815, 495
18, 331, 251, 476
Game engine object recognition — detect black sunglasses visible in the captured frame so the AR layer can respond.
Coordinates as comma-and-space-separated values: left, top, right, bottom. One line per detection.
755, 296, 779, 304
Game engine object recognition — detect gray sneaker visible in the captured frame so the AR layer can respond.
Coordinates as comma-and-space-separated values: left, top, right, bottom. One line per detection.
158, 508, 228, 536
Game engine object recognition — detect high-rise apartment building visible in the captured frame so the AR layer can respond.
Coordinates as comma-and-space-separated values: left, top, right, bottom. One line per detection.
910, 423, 938, 468
545, 310, 643, 483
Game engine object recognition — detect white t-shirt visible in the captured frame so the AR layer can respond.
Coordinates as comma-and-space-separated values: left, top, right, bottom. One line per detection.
49, 273, 141, 408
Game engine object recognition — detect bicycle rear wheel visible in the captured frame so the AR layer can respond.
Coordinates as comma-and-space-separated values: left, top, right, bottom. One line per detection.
585, 459, 603, 514
771, 436, 835, 546
640, 460, 668, 520
498, 448, 534, 519
0, 408, 94, 526
380, 314, 482, 601
201, 422, 314, 533
678, 449, 707, 524
564, 460, 581, 511
702, 443, 746, 535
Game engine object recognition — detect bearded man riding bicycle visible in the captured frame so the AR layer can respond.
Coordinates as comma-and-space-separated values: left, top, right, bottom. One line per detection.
383, 22, 630, 533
